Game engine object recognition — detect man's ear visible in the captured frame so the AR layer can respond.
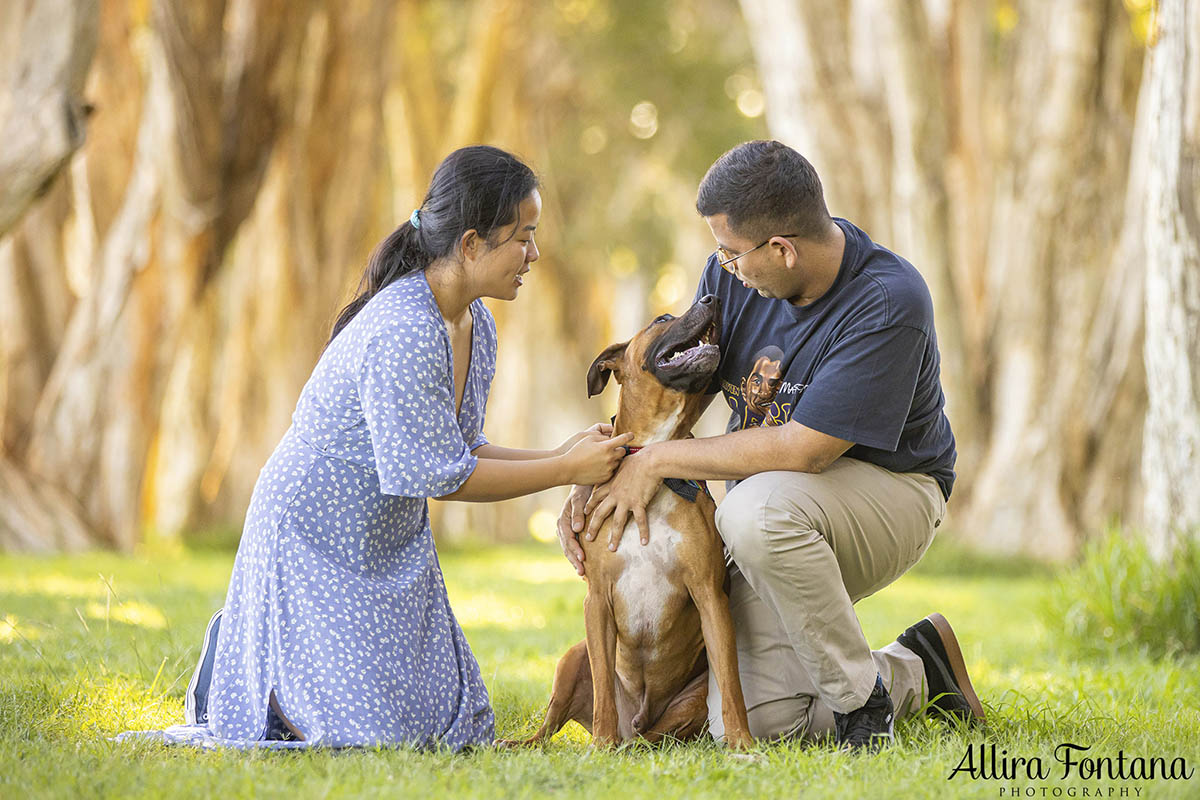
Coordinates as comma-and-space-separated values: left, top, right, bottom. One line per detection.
586, 341, 628, 397
775, 234, 800, 269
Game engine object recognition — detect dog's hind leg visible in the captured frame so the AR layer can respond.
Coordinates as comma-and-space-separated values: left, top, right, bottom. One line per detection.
497, 640, 593, 746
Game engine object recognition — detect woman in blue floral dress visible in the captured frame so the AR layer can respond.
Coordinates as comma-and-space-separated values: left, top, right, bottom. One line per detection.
119, 146, 630, 750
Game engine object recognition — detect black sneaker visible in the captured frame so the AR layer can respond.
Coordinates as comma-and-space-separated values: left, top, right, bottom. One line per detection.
833, 674, 894, 751
896, 612, 986, 724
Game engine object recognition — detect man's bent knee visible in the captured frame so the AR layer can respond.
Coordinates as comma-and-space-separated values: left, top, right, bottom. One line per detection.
714, 477, 774, 565
717, 472, 816, 565
716, 471, 827, 559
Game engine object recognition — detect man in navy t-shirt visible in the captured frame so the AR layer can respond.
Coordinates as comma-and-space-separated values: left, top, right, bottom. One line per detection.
557, 141, 984, 750
697, 214, 956, 500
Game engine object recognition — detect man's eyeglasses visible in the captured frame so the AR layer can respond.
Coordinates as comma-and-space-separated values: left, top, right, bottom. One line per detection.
716, 234, 801, 273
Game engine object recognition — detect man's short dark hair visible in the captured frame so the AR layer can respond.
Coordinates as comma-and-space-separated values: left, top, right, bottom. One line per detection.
696, 140, 831, 241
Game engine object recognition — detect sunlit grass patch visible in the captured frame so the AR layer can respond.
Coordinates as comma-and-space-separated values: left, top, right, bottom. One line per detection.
3, 572, 114, 599
452, 591, 552, 631
1, 613, 43, 643
82, 599, 169, 629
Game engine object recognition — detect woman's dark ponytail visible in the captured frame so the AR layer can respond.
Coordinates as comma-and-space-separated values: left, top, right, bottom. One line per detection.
326, 145, 538, 347
326, 221, 430, 345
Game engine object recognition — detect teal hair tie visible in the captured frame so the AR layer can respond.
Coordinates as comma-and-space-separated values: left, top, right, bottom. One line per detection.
410, 208, 421, 229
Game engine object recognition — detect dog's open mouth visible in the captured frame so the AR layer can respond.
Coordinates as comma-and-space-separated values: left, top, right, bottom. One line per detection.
657, 321, 719, 370
643, 294, 722, 393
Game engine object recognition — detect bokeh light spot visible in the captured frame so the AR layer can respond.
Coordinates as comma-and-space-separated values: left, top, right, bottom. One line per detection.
651, 264, 688, 310
736, 89, 765, 118
993, 2, 1018, 34
528, 509, 559, 544
580, 125, 608, 155
556, 0, 594, 26
609, 246, 639, 277
629, 101, 659, 139
724, 73, 753, 100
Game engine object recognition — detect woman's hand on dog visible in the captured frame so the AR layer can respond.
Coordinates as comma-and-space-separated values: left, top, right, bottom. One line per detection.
560, 430, 633, 487
555, 422, 614, 456
557, 483, 593, 576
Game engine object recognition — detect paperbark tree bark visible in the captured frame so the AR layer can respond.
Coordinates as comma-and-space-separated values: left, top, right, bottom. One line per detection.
0, 0, 98, 236
0, 0, 534, 551
151, 0, 531, 544
0, 0, 104, 552
739, 0, 1147, 558
1141, 0, 1200, 558
4, 0, 312, 549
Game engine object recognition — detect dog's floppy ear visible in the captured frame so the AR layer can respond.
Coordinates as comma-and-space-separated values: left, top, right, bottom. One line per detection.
586, 341, 628, 397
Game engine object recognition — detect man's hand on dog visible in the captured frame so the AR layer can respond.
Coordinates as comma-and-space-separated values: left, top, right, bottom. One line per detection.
583, 449, 660, 551
557, 483, 592, 576
555, 423, 631, 576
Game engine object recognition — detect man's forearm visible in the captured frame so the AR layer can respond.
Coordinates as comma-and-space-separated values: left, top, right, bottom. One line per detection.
643, 422, 851, 482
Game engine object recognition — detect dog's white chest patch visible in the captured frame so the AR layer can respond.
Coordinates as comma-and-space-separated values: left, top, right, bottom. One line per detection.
613, 493, 683, 641
646, 407, 685, 445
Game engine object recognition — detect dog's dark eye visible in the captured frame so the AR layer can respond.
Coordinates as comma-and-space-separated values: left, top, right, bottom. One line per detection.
654, 314, 674, 324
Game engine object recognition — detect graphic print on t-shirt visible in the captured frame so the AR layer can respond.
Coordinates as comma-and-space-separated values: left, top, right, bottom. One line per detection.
731, 344, 807, 428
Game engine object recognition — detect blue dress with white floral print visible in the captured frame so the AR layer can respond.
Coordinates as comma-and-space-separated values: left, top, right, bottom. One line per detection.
118, 270, 496, 750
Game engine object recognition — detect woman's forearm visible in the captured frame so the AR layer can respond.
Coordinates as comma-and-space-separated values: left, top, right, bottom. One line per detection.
471, 443, 558, 461
439, 455, 569, 502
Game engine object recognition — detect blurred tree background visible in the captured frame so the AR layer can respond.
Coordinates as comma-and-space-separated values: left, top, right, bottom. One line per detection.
1, 0, 1196, 561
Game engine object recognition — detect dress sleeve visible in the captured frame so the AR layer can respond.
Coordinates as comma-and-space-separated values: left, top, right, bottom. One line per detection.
789, 324, 926, 451
357, 319, 477, 497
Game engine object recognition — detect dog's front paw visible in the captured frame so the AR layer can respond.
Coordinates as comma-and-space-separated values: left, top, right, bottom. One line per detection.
588, 733, 621, 750
724, 728, 755, 751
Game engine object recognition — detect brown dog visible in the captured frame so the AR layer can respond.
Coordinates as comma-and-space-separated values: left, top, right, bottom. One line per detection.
507, 294, 753, 749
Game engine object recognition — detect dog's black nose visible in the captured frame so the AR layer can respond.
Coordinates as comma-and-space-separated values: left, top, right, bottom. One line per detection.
698, 294, 717, 306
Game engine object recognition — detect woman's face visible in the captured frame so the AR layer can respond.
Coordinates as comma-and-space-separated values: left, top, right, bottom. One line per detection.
473, 190, 542, 301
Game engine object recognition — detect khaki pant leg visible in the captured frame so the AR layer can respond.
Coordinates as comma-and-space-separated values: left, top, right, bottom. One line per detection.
709, 457, 945, 720
707, 566, 931, 742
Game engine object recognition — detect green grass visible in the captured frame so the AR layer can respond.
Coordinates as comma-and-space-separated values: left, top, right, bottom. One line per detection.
1046, 528, 1200, 659
2, 537, 1198, 799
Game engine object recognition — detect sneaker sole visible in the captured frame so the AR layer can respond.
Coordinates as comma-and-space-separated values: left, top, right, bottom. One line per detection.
927, 612, 986, 722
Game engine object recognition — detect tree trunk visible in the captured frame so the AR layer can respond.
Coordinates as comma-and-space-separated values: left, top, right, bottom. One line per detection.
1141, 0, 1200, 559
0, 0, 98, 236
11, 0, 311, 549
739, 0, 1146, 558
153, 0, 531, 544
